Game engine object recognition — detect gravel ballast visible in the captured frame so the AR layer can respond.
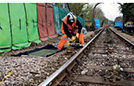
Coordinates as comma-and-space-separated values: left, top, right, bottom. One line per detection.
0, 30, 97, 86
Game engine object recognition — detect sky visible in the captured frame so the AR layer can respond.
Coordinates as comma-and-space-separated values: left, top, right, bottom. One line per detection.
97, 3, 123, 21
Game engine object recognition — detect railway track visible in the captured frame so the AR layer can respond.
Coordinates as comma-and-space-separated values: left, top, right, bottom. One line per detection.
40, 27, 134, 86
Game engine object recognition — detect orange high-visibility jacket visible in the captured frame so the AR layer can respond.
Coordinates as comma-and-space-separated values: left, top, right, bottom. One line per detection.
61, 16, 78, 34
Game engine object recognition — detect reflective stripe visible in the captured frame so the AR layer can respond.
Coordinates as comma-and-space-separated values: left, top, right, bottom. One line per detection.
74, 29, 78, 33
64, 18, 67, 24
74, 29, 83, 34
63, 16, 78, 32
63, 17, 74, 30
62, 37, 68, 40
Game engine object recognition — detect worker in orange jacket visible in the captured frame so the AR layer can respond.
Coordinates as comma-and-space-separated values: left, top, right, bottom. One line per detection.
57, 12, 84, 50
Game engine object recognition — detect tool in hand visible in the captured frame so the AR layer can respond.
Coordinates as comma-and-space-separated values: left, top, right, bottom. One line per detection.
66, 33, 83, 48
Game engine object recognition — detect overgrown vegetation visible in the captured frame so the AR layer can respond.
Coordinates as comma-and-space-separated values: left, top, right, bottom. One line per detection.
120, 3, 134, 23
54, 3, 110, 30
114, 16, 123, 23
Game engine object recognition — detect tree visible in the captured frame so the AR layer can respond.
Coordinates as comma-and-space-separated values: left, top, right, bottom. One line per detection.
114, 16, 123, 23
54, 3, 106, 24
55, 3, 87, 17
82, 3, 109, 26
68, 3, 87, 16
55, 3, 63, 8
120, 3, 134, 22
82, 4, 94, 21
95, 7, 105, 25
54, 3, 109, 28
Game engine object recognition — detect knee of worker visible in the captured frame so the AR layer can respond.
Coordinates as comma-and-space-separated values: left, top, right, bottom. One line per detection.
72, 28, 78, 34
57, 36, 68, 50
59, 35, 68, 44
74, 29, 83, 35
62, 35, 68, 38
79, 33, 84, 44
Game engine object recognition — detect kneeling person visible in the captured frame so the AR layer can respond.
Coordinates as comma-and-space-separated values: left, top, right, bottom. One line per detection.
57, 12, 84, 50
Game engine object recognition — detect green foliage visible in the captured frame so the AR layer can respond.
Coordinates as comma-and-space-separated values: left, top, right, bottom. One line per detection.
120, 3, 134, 22
68, 3, 87, 16
82, 4, 94, 22
54, 3, 110, 27
95, 7, 105, 25
55, 3, 63, 8
114, 16, 123, 23
55, 3, 87, 17
82, 3, 109, 26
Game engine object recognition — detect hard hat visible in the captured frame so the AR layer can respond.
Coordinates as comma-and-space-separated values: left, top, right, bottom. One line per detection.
67, 12, 75, 23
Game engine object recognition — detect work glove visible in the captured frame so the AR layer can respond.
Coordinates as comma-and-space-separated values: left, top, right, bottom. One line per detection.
76, 33, 79, 38
71, 36, 76, 41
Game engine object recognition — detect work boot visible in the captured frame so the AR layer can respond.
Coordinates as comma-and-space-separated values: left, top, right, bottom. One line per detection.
57, 47, 66, 52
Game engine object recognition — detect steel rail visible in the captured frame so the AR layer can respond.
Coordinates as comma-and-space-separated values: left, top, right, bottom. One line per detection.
39, 29, 104, 86
109, 27, 134, 46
